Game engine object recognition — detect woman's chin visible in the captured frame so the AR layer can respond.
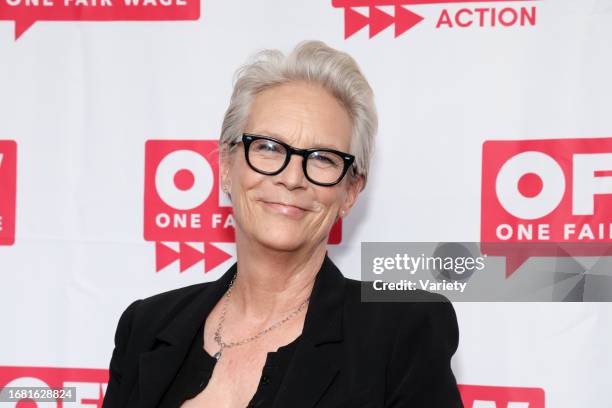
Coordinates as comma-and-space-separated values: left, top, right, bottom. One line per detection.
252, 230, 308, 252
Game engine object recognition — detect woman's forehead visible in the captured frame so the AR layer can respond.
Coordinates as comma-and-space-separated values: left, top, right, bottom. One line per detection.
245, 83, 352, 151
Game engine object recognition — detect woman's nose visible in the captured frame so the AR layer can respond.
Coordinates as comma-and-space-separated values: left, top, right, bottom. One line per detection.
276, 153, 308, 189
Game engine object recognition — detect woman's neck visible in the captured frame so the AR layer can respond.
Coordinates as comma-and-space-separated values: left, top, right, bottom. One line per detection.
229, 239, 327, 324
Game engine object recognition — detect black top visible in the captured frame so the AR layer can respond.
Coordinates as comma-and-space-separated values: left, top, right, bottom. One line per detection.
103, 254, 463, 408
158, 320, 302, 408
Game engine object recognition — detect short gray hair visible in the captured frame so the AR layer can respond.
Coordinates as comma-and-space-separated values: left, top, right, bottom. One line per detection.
220, 40, 377, 190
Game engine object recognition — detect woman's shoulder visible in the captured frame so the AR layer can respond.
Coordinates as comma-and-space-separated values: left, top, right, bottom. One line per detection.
139, 280, 210, 311
343, 276, 455, 306
342, 277, 459, 338
342, 279, 462, 405
115, 279, 217, 339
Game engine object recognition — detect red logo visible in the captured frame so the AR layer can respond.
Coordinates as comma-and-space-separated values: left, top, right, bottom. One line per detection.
0, 365, 109, 407
332, 0, 539, 39
459, 384, 545, 408
0, 140, 17, 246
143, 140, 344, 274
0, 0, 200, 40
481, 137, 612, 276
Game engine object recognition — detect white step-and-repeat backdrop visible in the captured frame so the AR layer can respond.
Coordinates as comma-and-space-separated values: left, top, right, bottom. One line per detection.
1, 1, 611, 407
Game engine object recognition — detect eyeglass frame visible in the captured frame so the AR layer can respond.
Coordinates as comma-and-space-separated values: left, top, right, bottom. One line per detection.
228, 133, 356, 187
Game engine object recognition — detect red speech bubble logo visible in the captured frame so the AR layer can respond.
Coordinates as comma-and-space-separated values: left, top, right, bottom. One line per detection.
0, 0, 200, 40
0, 140, 17, 246
459, 384, 545, 408
481, 137, 612, 277
143, 140, 345, 273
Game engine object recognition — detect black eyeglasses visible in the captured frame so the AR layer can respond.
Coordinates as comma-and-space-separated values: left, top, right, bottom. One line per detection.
229, 133, 356, 186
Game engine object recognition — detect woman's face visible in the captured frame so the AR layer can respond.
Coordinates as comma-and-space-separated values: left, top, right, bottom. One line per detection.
221, 81, 364, 253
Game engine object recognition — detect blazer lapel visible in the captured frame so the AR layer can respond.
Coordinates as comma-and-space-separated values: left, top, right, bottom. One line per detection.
273, 253, 347, 408
137, 262, 237, 408
136, 252, 346, 408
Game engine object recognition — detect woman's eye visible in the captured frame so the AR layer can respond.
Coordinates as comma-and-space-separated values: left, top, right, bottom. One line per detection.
256, 142, 280, 152
312, 153, 340, 166
315, 155, 333, 163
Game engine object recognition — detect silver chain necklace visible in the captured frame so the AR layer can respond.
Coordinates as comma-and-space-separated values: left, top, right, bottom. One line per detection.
211, 270, 310, 361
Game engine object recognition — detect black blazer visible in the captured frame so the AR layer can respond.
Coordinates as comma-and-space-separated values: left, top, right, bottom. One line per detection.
102, 253, 463, 408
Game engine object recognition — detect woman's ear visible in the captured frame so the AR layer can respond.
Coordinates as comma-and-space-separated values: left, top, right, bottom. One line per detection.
340, 174, 364, 218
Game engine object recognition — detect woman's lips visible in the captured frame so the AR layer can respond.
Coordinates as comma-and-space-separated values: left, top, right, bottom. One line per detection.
260, 200, 308, 218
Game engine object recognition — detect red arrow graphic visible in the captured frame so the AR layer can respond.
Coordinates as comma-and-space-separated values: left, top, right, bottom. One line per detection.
345, 6, 370, 37
369, 5, 395, 37
332, 0, 539, 39
155, 241, 232, 273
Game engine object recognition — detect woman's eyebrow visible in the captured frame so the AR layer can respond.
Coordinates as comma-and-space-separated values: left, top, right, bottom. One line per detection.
247, 129, 285, 141
250, 130, 342, 150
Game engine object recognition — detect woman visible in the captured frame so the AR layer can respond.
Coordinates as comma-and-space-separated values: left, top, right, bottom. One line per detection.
102, 40, 463, 408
